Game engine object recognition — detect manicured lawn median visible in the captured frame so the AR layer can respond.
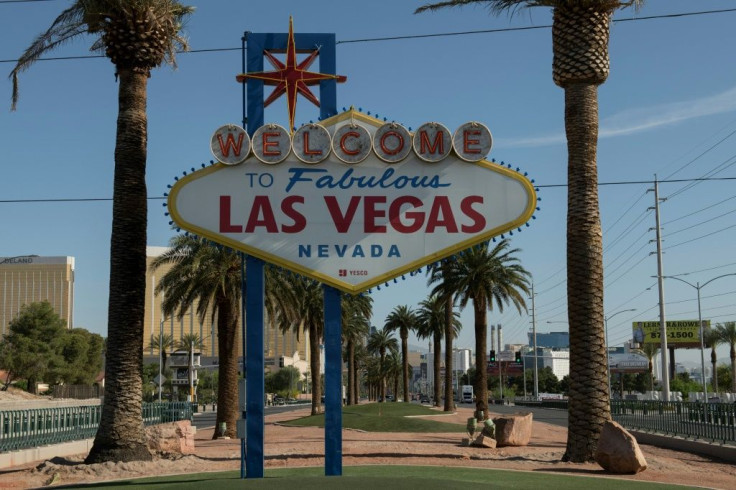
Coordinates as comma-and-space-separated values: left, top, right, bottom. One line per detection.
282, 402, 467, 433
59, 465, 696, 489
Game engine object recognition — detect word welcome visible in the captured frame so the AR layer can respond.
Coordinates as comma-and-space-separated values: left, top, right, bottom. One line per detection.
210, 120, 493, 166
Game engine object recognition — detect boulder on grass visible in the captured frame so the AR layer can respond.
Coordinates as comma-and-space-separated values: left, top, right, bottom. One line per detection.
595, 420, 647, 474
146, 420, 196, 455
492, 412, 532, 447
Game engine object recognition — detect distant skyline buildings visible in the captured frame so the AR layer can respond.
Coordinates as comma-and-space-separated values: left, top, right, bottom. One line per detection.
529, 331, 569, 349
0, 256, 75, 336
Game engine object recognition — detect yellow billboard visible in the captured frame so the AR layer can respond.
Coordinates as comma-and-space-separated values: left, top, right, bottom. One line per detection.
632, 320, 710, 348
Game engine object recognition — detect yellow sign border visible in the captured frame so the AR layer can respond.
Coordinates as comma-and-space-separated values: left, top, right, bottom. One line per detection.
168, 110, 537, 294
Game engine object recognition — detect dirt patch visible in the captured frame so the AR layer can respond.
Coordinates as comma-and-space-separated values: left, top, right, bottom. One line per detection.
1, 406, 734, 489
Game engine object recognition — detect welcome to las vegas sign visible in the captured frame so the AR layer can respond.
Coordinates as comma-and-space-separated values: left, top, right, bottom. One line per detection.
167, 108, 537, 294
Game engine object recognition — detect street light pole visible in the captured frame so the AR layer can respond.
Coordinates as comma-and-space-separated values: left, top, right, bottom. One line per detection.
159, 318, 164, 403
663, 273, 736, 401
603, 309, 636, 399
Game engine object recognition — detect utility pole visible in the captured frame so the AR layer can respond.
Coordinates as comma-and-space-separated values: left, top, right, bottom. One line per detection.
650, 176, 670, 401
531, 283, 539, 400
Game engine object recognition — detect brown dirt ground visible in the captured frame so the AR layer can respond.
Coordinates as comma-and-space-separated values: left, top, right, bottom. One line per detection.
1, 406, 735, 489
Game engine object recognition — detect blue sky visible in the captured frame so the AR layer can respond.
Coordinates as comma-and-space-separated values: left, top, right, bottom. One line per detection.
2, 0, 736, 371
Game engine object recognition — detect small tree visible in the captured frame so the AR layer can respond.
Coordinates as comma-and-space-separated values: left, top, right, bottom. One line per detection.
0, 301, 66, 393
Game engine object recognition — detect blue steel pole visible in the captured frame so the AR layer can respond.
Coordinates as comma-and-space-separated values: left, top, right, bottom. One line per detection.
323, 285, 342, 476
240, 254, 246, 478
245, 255, 265, 478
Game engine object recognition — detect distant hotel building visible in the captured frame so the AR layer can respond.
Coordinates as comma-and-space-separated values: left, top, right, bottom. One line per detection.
0, 255, 75, 336
144, 247, 308, 369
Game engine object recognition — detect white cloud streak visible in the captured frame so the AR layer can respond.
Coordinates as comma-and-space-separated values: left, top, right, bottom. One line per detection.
498, 86, 736, 148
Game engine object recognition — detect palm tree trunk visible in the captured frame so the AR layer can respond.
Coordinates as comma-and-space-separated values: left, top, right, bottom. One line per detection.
347, 342, 355, 405
563, 82, 609, 463
401, 333, 410, 403
730, 345, 735, 392
379, 351, 386, 401
433, 333, 441, 407
214, 296, 239, 439
474, 302, 488, 420
352, 353, 359, 404
309, 323, 321, 415
444, 294, 454, 412
711, 348, 718, 393
87, 69, 151, 464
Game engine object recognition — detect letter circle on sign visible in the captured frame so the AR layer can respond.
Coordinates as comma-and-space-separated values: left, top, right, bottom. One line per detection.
413, 122, 452, 163
252, 124, 290, 165
373, 122, 412, 163
453, 122, 493, 162
292, 124, 331, 164
332, 123, 372, 164
210, 125, 250, 165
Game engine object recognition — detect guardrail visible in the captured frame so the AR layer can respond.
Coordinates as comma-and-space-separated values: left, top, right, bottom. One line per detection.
515, 398, 736, 445
0, 402, 193, 453
612, 400, 736, 445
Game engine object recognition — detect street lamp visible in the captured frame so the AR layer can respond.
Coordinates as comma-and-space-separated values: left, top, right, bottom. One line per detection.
663, 273, 736, 401
604, 308, 636, 399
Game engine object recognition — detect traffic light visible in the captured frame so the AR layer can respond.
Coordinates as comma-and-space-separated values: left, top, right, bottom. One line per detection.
515, 351, 522, 364
489, 350, 496, 362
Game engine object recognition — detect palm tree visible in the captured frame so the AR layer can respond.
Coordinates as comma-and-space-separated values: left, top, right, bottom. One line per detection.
10, 0, 194, 464
367, 326, 398, 402
147, 332, 174, 372
384, 305, 420, 404
417, 295, 461, 407
640, 343, 659, 393
342, 305, 371, 405
438, 240, 530, 421
177, 333, 203, 400
416, 0, 643, 462
385, 352, 403, 401
152, 235, 242, 439
704, 328, 721, 394
276, 277, 324, 415
716, 322, 736, 392
427, 262, 462, 412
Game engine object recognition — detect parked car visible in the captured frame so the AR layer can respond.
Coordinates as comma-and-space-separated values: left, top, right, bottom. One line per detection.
274, 396, 285, 405
420, 394, 430, 404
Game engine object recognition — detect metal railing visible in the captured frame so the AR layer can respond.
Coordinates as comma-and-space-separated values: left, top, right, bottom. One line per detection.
516, 398, 736, 445
0, 402, 193, 453
612, 400, 736, 445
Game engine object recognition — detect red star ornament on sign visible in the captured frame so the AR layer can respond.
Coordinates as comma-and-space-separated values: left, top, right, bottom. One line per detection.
236, 17, 347, 133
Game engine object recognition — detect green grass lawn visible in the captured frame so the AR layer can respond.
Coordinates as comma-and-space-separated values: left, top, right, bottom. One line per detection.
58, 465, 699, 489
282, 402, 467, 432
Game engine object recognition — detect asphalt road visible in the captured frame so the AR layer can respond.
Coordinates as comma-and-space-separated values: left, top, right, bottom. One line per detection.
192, 402, 311, 429
193, 401, 568, 429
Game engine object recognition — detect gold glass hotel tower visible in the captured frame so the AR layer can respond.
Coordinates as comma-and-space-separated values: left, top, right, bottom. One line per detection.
144, 247, 308, 363
0, 256, 75, 336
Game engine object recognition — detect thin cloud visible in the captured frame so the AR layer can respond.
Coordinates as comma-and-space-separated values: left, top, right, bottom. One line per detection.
498, 86, 736, 148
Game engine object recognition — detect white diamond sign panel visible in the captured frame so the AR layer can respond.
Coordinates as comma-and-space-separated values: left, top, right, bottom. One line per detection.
168, 110, 537, 294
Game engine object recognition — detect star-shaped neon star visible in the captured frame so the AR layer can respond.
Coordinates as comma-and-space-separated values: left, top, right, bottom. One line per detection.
236, 17, 347, 132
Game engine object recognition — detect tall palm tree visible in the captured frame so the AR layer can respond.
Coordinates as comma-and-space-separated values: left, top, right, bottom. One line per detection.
384, 305, 420, 404
10, 0, 194, 463
428, 262, 462, 412
385, 352, 403, 401
177, 333, 203, 400
276, 277, 324, 415
342, 305, 371, 405
716, 322, 736, 392
417, 295, 461, 407
367, 326, 398, 402
640, 343, 659, 393
438, 240, 530, 421
416, 0, 643, 462
152, 235, 242, 439
704, 328, 721, 394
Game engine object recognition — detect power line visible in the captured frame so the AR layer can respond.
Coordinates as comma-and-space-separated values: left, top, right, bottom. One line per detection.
2, 7, 736, 64
0, 0, 57, 3
663, 206, 736, 238
665, 222, 736, 250
662, 194, 736, 225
